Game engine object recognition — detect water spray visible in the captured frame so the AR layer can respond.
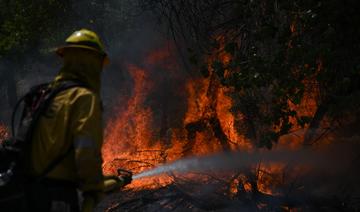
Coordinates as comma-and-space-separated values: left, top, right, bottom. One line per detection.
132, 148, 327, 180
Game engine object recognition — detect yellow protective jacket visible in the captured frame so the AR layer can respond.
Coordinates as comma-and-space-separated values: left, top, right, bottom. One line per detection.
30, 56, 104, 193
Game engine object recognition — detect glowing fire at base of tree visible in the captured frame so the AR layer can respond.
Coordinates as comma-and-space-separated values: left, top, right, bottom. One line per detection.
101, 42, 322, 202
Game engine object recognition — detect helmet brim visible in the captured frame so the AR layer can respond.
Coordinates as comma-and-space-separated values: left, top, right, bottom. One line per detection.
56, 45, 110, 65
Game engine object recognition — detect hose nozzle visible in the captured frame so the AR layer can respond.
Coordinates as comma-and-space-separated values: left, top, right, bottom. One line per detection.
117, 168, 132, 186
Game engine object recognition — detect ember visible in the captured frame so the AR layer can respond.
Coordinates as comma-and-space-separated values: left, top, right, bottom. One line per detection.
0, 123, 9, 143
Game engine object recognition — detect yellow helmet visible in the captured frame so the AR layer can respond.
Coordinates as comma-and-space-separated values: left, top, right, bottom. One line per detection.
56, 29, 109, 64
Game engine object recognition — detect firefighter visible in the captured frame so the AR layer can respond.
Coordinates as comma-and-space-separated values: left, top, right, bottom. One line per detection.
26, 29, 131, 212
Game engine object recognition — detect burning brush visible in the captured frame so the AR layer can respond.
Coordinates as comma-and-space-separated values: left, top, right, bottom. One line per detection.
99, 41, 360, 211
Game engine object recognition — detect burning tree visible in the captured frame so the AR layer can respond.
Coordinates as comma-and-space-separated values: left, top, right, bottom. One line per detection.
138, 0, 360, 148
99, 0, 360, 211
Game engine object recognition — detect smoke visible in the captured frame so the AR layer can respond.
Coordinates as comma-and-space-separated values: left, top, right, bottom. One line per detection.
0, 0, 180, 122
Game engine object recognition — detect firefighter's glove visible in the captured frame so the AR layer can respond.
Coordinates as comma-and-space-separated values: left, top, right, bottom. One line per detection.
103, 174, 131, 193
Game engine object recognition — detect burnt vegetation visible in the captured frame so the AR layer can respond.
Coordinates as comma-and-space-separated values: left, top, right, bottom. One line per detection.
1, 0, 360, 211
139, 0, 360, 149
104, 0, 360, 211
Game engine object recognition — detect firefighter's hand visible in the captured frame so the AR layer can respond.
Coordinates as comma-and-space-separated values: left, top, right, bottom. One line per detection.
103, 174, 131, 193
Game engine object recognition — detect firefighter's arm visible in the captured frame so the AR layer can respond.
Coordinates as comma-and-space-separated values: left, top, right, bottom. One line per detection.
70, 90, 104, 211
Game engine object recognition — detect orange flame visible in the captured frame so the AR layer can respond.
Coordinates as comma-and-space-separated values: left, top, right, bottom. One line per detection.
102, 39, 320, 195
103, 64, 154, 164
0, 123, 9, 143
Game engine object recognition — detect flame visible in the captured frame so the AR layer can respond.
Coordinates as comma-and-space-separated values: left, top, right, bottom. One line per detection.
256, 163, 285, 195
103, 64, 154, 164
290, 20, 296, 34
102, 38, 320, 196
182, 34, 252, 155
0, 123, 9, 143
102, 44, 184, 189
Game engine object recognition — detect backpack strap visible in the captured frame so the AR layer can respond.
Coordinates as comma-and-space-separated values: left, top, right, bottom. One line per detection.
25, 81, 88, 146
3, 80, 90, 186
33, 81, 90, 182
11, 81, 89, 182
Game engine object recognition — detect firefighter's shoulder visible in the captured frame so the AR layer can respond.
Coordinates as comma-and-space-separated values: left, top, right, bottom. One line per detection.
57, 87, 100, 106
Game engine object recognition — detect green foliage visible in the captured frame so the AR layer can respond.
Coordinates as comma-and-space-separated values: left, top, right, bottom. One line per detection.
3, 0, 358, 149
182, 0, 360, 148
0, 0, 73, 57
